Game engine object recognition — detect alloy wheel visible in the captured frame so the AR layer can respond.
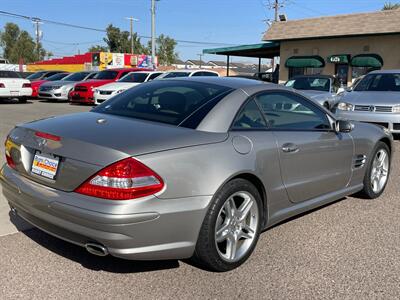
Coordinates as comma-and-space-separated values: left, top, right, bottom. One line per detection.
370, 149, 389, 193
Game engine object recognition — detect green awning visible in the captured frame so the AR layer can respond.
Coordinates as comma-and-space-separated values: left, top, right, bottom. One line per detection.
327, 54, 350, 64
203, 42, 280, 58
350, 54, 383, 68
285, 56, 325, 68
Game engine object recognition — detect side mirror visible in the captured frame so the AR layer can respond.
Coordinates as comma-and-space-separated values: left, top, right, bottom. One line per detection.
336, 120, 354, 133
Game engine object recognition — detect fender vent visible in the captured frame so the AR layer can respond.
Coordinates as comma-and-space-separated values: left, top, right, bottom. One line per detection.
354, 154, 367, 168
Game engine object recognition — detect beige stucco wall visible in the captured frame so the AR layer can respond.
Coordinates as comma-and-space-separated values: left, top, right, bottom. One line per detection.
279, 34, 400, 84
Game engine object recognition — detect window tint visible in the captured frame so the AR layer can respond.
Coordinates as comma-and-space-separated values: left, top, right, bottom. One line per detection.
62, 72, 90, 81
27, 72, 46, 80
94, 70, 119, 80
191, 72, 204, 77
92, 80, 231, 127
0, 71, 21, 78
119, 71, 131, 79
43, 72, 61, 78
255, 91, 331, 130
202, 72, 219, 77
46, 73, 69, 81
285, 77, 330, 92
232, 99, 267, 129
118, 72, 148, 83
148, 73, 162, 80
354, 73, 400, 92
163, 72, 191, 78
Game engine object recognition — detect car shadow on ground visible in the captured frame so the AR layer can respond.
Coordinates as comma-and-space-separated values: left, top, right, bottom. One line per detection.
0, 99, 33, 104
18, 227, 180, 273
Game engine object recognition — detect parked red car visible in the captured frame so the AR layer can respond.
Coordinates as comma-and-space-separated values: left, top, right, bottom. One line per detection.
69, 68, 151, 104
30, 72, 70, 97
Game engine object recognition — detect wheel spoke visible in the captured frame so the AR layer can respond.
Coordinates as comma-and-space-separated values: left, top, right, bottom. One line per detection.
226, 234, 238, 260
215, 223, 230, 242
240, 224, 255, 240
381, 168, 388, 176
378, 151, 387, 167
238, 196, 253, 221
224, 197, 237, 218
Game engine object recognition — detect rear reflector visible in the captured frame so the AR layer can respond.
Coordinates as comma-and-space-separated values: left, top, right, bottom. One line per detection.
35, 131, 61, 141
0, 83, 5, 88
5, 136, 16, 169
75, 157, 164, 200
22, 83, 31, 88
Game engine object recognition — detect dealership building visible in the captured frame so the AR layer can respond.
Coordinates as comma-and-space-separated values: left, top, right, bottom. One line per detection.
204, 9, 400, 85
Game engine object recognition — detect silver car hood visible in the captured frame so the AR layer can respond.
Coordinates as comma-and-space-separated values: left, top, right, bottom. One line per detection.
40, 80, 76, 87
341, 91, 400, 106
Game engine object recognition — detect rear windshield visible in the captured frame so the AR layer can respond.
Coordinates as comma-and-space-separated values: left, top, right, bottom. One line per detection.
354, 73, 400, 92
118, 72, 148, 83
62, 72, 90, 81
92, 80, 232, 127
93, 70, 119, 80
163, 72, 191, 78
0, 71, 21, 78
46, 73, 69, 81
285, 77, 331, 92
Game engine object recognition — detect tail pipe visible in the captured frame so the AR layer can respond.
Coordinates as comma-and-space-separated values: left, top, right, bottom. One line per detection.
85, 243, 109, 257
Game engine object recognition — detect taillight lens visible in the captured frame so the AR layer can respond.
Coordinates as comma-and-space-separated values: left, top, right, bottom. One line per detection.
0, 83, 5, 88
22, 83, 31, 88
75, 157, 164, 200
5, 136, 16, 169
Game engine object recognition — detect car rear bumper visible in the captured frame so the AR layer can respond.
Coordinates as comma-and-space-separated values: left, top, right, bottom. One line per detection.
336, 110, 400, 133
0, 164, 211, 260
0, 88, 32, 98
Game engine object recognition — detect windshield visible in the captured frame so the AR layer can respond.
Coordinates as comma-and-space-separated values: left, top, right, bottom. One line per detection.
118, 72, 148, 83
0, 71, 21, 78
354, 73, 400, 92
27, 71, 46, 80
93, 70, 119, 80
163, 72, 191, 78
62, 72, 90, 82
92, 80, 232, 127
46, 73, 69, 81
286, 77, 331, 92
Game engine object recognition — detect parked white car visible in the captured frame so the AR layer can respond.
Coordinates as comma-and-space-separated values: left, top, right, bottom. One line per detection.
156, 69, 220, 79
94, 71, 164, 105
0, 71, 32, 103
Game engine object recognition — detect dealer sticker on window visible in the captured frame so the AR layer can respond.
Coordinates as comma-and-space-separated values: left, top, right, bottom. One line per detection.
31, 152, 60, 179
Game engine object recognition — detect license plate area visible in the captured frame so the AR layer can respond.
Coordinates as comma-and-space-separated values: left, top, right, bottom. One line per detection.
31, 152, 60, 180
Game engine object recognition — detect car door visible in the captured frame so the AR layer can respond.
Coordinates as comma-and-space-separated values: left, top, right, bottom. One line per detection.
254, 90, 353, 203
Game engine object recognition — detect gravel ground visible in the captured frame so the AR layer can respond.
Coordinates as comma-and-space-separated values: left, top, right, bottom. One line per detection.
0, 100, 399, 299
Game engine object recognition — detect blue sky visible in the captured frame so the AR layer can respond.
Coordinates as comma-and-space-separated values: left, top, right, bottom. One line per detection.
0, 0, 392, 62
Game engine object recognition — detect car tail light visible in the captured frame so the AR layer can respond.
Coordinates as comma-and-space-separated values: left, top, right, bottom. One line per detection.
35, 131, 61, 141
22, 83, 31, 88
75, 157, 164, 200
0, 83, 5, 88
5, 136, 16, 169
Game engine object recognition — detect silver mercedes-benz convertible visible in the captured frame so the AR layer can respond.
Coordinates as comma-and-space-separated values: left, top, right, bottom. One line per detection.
1, 77, 393, 271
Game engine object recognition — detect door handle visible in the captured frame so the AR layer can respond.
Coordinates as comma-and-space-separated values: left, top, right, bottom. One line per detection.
282, 143, 299, 153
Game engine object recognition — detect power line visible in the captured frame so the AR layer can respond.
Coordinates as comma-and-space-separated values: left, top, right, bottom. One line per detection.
0, 10, 235, 47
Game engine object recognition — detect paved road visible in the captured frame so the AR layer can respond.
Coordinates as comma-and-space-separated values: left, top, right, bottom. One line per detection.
0, 100, 399, 299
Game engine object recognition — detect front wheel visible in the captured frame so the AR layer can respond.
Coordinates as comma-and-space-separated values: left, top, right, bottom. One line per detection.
358, 142, 390, 199
193, 178, 262, 272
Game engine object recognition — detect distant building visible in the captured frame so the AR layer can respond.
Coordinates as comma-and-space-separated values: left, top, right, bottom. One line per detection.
185, 59, 213, 69
171, 59, 186, 69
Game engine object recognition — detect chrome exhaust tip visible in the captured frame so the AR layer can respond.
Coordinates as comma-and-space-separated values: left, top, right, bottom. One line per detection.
85, 243, 109, 257
10, 207, 17, 216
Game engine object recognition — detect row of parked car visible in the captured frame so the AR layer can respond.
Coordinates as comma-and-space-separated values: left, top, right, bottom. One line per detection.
0, 68, 220, 105
1, 66, 399, 134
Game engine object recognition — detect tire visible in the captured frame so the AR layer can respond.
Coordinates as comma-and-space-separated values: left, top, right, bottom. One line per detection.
18, 97, 27, 103
193, 178, 263, 272
358, 142, 390, 199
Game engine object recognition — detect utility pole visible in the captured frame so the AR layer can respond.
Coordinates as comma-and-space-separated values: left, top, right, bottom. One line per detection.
125, 17, 139, 54
274, 0, 279, 22
32, 18, 42, 59
197, 54, 203, 68
151, 0, 157, 69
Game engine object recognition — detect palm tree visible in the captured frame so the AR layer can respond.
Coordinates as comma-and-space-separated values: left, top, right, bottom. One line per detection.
382, 2, 400, 10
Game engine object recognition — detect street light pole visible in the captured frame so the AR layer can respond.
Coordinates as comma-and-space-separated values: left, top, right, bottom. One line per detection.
125, 17, 139, 54
151, 0, 157, 68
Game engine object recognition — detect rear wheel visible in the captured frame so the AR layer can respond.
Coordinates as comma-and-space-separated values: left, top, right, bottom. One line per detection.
358, 142, 390, 199
193, 179, 262, 272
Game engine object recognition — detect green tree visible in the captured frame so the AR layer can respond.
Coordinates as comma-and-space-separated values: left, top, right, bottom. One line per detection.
88, 45, 108, 52
102, 24, 147, 54
149, 34, 178, 66
0, 22, 48, 63
382, 2, 400, 10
